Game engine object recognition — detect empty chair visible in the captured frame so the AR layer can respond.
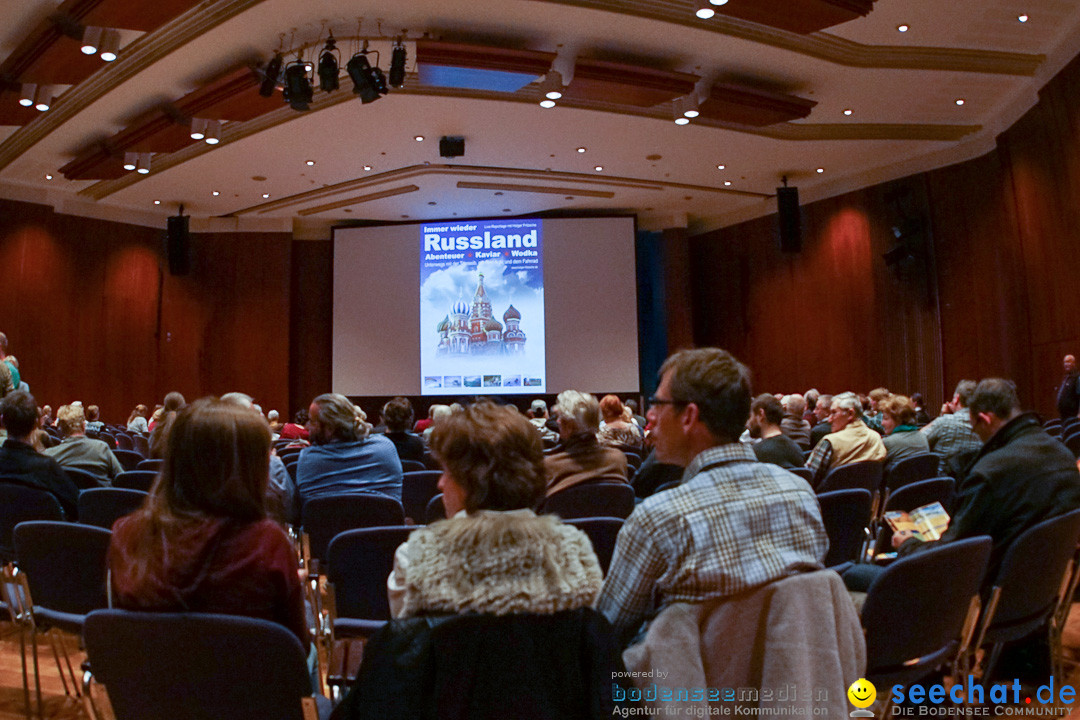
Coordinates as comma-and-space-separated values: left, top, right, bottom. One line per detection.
131, 435, 150, 458
111, 448, 143, 472
0, 484, 65, 565
84, 609, 328, 720
871, 478, 955, 557
971, 509, 1080, 686
113, 470, 157, 492
301, 494, 406, 569
401, 470, 441, 524
114, 434, 134, 451
325, 526, 414, 634
541, 482, 635, 520
63, 467, 104, 490
400, 459, 426, 473
136, 458, 162, 471
883, 453, 941, 494
862, 536, 991, 696
78, 488, 148, 530
424, 493, 447, 524
817, 489, 872, 568
566, 517, 623, 575
817, 461, 883, 495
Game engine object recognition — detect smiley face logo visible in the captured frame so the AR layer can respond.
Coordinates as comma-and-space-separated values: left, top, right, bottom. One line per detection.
847, 678, 876, 709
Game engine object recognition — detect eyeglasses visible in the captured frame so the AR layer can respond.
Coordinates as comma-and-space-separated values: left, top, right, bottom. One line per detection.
648, 396, 686, 410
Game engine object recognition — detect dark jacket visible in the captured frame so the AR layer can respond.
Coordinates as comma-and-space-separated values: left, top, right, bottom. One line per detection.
330, 608, 631, 720
0, 439, 80, 519
899, 413, 1080, 583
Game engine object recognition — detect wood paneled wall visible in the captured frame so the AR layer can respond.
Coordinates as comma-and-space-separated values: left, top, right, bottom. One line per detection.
0, 199, 293, 422
685, 52, 1080, 419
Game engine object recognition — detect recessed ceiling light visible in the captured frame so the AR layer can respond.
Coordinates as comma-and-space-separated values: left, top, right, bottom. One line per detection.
363, 165, 372, 171
716, 164, 725, 170
674, 117, 690, 125
305, 160, 315, 166
414, 135, 424, 142
45, 173, 52, 180
723, 181, 732, 186
262, 193, 270, 199
503, 208, 511, 212
1018, 14, 1029, 23
494, 192, 504, 196
539, 99, 556, 109
594, 166, 603, 172
695, 8, 715, 19
955, 98, 965, 106
212, 191, 220, 196
153, 200, 160, 205
576, 147, 586, 153
710, 0, 729, 6
843, 108, 853, 116
897, 24, 909, 32
816, 167, 825, 173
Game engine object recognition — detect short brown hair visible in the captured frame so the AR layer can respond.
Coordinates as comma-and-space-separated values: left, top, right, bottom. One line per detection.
751, 394, 784, 426
381, 397, 414, 433
429, 401, 545, 513
869, 387, 891, 402
659, 347, 752, 443
878, 394, 916, 426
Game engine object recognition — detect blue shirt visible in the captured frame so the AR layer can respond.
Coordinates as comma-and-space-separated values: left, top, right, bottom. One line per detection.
296, 434, 403, 503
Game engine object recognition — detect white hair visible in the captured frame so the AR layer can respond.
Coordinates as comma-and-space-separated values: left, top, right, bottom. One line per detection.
554, 390, 600, 434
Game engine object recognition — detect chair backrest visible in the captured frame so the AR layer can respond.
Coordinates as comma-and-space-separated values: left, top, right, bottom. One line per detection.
14, 521, 112, 615
862, 536, 992, 687
114, 469, 157, 492
652, 479, 681, 495
64, 466, 104, 490
400, 459, 426, 473
136, 458, 163, 471
884, 453, 940, 493
326, 526, 415, 622
816, 489, 872, 567
114, 434, 134, 451
111, 448, 144, 472
622, 451, 642, 470
1065, 433, 1080, 459
882, 477, 955, 516
541, 482, 635, 520
566, 517, 624, 575
817, 461, 882, 495
424, 493, 447, 524
131, 435, 150, 458
982, 509, 1080, 640
78, 488, 148, 529
401, 470, 442, 524
0, 482, 65, 561
84, 609, 317, 720
302, 493, 406, 563
788, 466, 813, 484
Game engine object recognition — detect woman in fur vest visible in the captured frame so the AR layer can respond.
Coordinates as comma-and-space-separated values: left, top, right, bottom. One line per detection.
387, 400, 602, 617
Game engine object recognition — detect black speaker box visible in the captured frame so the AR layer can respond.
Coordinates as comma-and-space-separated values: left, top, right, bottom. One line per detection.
439, 136, 465, 158
777, 186, 802, 253
166, 215, 191, 275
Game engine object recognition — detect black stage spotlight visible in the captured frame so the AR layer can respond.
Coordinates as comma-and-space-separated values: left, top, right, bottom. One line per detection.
347, 53, 388, 104
259, 53, 283, 97
389, 40, 407, 88
318, 34, 339, 93
283, 59, 313, 111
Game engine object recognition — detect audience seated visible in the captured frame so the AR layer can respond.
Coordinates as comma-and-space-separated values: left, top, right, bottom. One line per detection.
267, 409, 283, 435
380, 396, 425, 464
44, 403, 123, 485
221, 392, 297, 524
279, 409, 310, 441
921, 379, 983, 476
108, 397, 309, 650
809, 393, 833, 449
911, 392, 932, 426
806, 392, 886, 487
148, 391, 186, 458
387, 400, 602, 618
864, 387, 890, 434
748, 394, 806, 469
596, 394, 644, 450
85, 404, 105, 433
527, 398, 559, 443
625, 398, 647, 429
780, 394, 812, 450
879, 393, 930, 470
125, 404, 148, 433
421, 404, 451, 443
543, 390, 628, 497
296, 393, 402, 503
0, 390, 79, 518
598, 348, 827, 647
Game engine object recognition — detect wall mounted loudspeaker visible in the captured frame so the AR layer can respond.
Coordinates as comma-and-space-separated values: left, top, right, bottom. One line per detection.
439, 136, 465, 158
776, 185, 802, 253
166, 213, 191, 275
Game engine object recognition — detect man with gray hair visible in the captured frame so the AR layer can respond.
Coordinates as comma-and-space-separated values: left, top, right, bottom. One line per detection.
297, 393, 402, 504
921, 379, 982, 476
805, 392, 885, 487
221, 392, 297, 524
780, 394, 811, 451
810, 394, 833, 449
543, 390, 627, 497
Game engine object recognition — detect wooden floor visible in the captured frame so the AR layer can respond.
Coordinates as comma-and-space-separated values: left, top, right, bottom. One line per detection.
5, 606, 1080, 719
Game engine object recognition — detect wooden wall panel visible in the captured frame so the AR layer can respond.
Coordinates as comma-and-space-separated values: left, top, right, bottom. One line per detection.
288, 239, 333, 418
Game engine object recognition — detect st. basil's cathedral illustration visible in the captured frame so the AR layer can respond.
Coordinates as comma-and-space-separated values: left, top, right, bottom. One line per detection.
436, 274, 526, 356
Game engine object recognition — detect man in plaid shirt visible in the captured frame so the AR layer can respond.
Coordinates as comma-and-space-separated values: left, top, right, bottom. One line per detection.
596, 348, 828, 646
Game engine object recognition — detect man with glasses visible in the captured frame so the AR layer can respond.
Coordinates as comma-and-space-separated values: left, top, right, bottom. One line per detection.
804, 392, 886, 487
596, 348, 827, 646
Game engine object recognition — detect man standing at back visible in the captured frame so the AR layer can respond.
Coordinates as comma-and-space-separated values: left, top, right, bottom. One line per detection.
1057, 354, 1079, 421
597, 348, 826, 645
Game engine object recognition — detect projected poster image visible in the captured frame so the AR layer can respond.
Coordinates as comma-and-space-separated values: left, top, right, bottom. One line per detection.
420, 219, 546, 395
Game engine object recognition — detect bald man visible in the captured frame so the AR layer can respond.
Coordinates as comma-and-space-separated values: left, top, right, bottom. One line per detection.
1057, 354, 1080, 420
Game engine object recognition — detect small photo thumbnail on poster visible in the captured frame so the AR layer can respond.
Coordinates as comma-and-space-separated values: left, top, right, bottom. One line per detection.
502, 375, 522, 387
444, 376, 462, 388
482, 375, 502, 387
424, 376, 443, 389
464, 375, 482, 388
524, 377, 543, 387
